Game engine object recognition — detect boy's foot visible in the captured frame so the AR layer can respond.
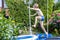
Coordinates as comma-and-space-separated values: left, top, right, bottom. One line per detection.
46, 32, 48, 35
32, 25, 36, 28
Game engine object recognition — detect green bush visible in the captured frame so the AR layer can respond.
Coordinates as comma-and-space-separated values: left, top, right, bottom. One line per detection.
48, 0, 54, 19
53, 2, 60, 11
53, 10, 60, 14
0, 11, 22, 40
48, 10, 60, 35
6, 0, 29, 23
0, 13, 13, 40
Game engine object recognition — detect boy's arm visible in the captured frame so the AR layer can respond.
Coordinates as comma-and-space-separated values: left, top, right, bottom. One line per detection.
27, 7, 39, 10
28, 7, 35, 10
30, 8, 39, 10
31, 13, 37, 16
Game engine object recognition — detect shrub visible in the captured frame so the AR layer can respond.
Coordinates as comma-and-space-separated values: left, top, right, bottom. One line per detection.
48, 0, 54, 19
48, 10, 60, 35
0, 13, 14, 40
53, 2, 60, 11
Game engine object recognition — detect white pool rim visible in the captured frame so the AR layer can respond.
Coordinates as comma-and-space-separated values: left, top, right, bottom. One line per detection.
16, 35, 38, 40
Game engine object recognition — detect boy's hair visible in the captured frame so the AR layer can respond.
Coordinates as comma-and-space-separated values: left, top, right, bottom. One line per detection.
33, 3, 39, 8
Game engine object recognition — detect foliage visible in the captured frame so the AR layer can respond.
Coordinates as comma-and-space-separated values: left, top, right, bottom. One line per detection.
48, 10, 60, 35
0, 11, 25, 40
6, 0, 29, 23
53, 2, 60, 11
0, 12, 14, 40
48, 0, 54, 19
53, 10, 60, 14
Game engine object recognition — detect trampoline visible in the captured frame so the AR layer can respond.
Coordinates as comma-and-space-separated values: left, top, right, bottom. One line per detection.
16, 35, 38, 40
12, 34, 53, 40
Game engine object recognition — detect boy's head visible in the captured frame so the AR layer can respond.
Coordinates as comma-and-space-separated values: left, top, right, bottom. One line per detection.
33, 3, 39, 8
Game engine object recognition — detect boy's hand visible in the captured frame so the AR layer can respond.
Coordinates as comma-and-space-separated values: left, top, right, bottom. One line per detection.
32, 25, 36, 28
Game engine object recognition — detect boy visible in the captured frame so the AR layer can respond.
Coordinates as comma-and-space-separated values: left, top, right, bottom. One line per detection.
0, 0, 9, 19
28, 3, 48, 35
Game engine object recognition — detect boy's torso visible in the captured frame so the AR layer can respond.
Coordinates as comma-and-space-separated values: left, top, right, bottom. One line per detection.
36, 9, 44, 16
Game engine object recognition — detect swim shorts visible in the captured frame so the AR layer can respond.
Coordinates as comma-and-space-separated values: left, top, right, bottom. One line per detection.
41, 16, 44, 21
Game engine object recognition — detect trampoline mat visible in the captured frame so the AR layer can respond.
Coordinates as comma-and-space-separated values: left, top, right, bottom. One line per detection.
46, 37, 60, 40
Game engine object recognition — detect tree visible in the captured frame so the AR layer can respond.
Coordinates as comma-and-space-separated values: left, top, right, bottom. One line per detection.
48, 0, 54, 19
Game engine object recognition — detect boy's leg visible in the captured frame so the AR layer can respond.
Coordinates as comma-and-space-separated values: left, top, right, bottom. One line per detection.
40, 21, 48, 35
33, 16, 41, 27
